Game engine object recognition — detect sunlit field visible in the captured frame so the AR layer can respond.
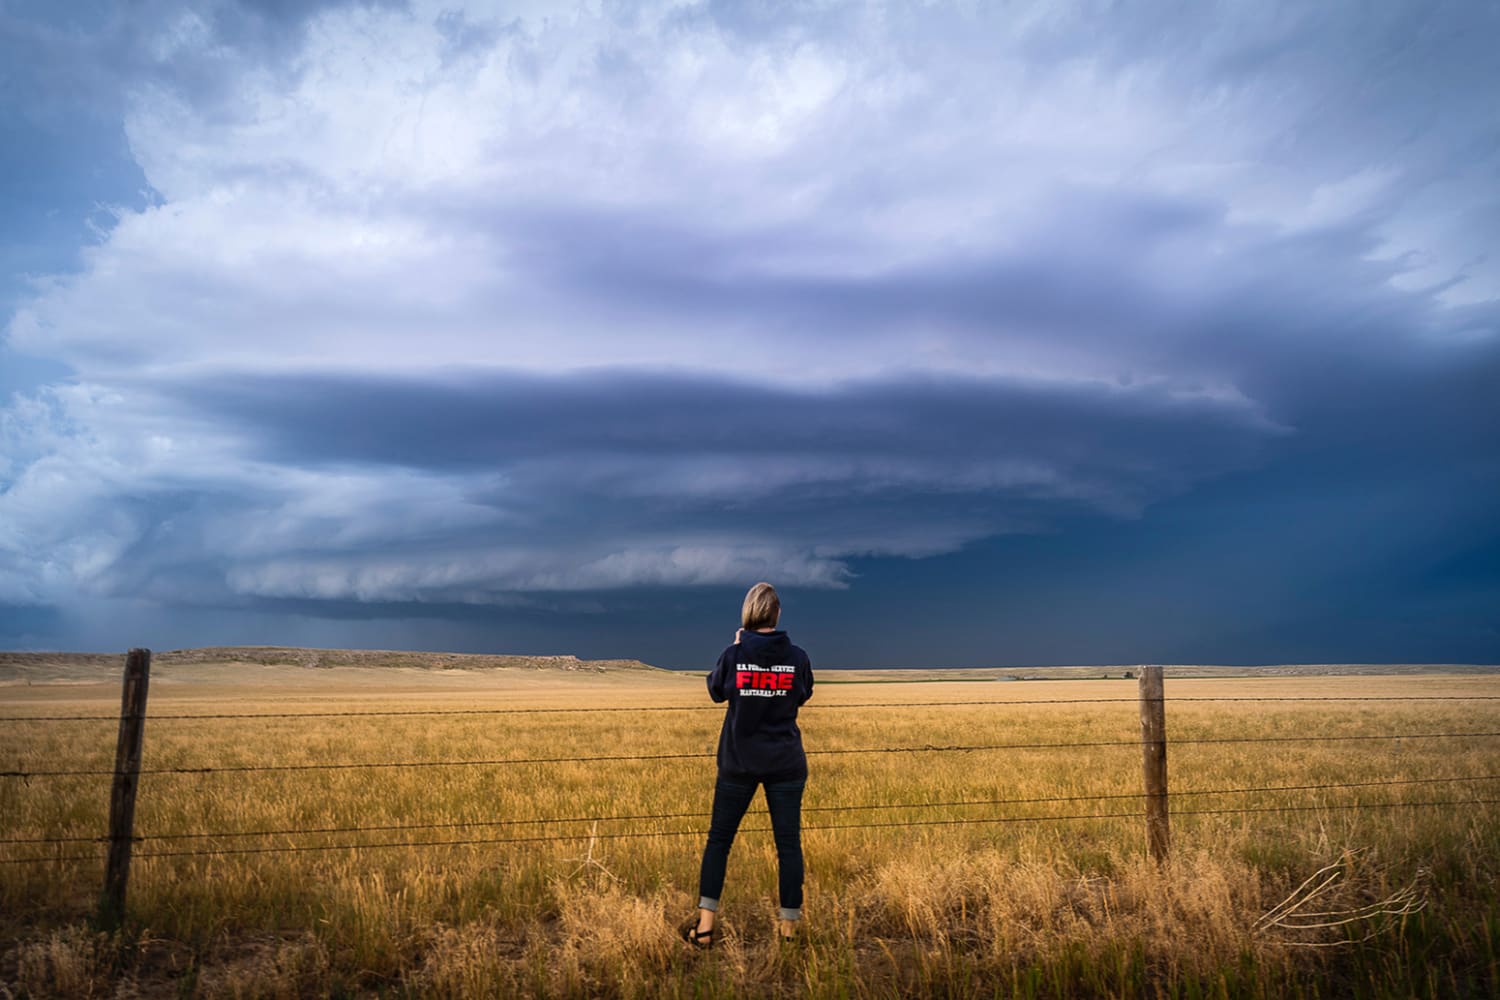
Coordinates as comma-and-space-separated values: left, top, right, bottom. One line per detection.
3, 663, 1498, 998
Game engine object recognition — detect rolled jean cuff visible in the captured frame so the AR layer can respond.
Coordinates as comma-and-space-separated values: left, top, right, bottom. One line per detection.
698, 896, 720, 912
779, 907, 801, 922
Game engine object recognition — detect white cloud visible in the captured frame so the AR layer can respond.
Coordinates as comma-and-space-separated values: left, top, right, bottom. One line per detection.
1, 0, 1277, 380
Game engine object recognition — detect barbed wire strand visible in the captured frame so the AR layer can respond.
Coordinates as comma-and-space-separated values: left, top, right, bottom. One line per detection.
6, 772, 1499, 847
6, 731, 1500, 780
5, 695, 1500, 722
5, 796, 1496, 866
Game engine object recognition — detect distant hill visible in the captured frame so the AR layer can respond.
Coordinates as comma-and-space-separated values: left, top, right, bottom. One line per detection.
2, 648, 1493, 685
0, 645, 665, 679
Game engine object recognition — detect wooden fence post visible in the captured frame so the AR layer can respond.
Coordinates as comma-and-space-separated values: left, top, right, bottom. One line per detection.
98, 648, 150, 931
1139, 665, 1169, 863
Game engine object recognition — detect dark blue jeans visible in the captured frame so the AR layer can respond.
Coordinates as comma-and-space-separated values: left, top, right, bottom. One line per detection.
697, 774, 806, 920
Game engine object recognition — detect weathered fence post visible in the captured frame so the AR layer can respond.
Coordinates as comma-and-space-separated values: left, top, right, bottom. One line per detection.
1139, 665, 1169, 863
98, 648, 150, 931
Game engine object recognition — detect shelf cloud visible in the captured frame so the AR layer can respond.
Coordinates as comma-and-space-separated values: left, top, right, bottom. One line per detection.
1, 0, 1495, 663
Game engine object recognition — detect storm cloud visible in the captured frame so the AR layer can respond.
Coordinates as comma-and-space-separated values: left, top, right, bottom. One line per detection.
0, 0, 1495, 664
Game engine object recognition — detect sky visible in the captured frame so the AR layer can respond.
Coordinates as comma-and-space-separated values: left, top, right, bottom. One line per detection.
0, 0, 1496, 668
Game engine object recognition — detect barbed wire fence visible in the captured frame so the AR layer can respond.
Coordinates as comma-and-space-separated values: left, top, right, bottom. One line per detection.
2, 650, 1498, 929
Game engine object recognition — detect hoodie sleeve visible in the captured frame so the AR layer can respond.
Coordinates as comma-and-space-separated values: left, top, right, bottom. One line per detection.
798, 650, 814, 706
707, 645, 735, 703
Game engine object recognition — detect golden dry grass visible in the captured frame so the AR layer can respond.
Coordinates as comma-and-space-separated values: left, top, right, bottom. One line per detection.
2, 668, 1498, 998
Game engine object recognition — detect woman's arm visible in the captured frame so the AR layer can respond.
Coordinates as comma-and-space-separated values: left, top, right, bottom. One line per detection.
707, 645, 735, 703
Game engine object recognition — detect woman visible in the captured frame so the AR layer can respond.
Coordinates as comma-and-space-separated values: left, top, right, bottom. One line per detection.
683, 581, 814, 949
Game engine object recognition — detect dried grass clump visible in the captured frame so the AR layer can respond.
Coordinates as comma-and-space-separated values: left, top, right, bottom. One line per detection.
555, 884, 683, 993
13, 925, 115, 999
194, 933, 331, 1000
405, 921, 528, 999
862, 852, 994, 940
1111, 851, 1262, 979
860, 847, 1262, 977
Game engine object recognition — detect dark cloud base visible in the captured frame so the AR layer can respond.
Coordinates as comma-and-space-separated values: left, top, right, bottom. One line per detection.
170, 367, 1277, 472
6, 354, 1493, 666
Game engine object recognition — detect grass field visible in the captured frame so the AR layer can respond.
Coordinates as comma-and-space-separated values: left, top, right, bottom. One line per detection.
2, 660, 1498, 998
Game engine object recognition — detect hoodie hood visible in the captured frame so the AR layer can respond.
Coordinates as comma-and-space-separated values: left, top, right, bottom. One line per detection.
738, 629, 792, 659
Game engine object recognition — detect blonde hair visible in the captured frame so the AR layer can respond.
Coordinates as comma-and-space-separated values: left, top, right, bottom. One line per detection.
741, 582, 781, 630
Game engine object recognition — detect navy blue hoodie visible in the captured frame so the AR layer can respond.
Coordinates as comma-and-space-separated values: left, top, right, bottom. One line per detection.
707, 629, 814, 782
